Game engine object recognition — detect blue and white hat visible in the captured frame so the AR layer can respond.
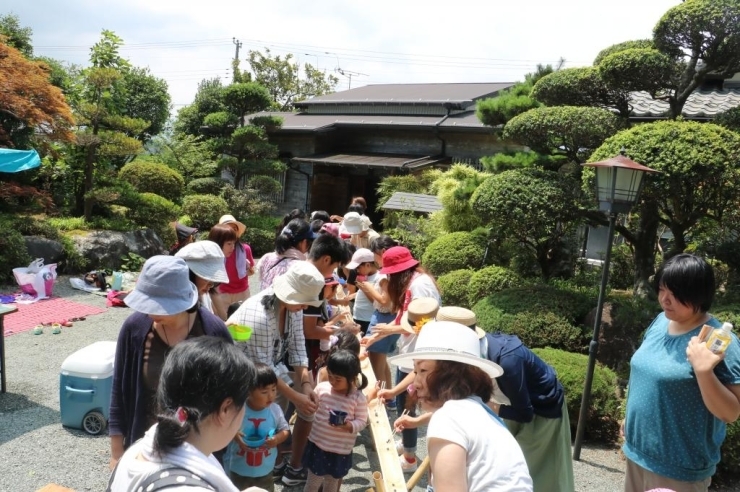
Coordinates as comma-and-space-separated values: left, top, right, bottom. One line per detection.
124, 256, 198, 315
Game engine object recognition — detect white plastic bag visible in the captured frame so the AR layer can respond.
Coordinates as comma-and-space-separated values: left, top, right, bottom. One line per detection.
13, 258, 57, 299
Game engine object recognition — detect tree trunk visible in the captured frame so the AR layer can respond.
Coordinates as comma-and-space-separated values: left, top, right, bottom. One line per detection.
665, 223, 687, 259
83, 125, 100, 222
632, 201, 660, 298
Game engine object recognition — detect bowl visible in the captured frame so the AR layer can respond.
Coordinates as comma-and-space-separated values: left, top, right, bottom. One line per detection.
245, 435, 266, 448
227, 324, 253, 342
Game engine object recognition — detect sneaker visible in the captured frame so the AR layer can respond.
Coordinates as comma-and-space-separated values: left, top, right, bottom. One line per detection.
395, 439, 404, 455
400, 455, 418, 473
386, 399, 397, 410
282, 465, 308, 486
273, 458, 288, 477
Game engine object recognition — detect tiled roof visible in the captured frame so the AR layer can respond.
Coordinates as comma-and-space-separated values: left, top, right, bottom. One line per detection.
630, 89, 740, 118
292, 153, 448, 170
248, 110, 490, 132
382, 192, 443, 213
295, 83, 514, 108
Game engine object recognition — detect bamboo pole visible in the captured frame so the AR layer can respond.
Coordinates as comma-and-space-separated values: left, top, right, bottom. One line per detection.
373, 471, 386, 492
405, 456, 430, 490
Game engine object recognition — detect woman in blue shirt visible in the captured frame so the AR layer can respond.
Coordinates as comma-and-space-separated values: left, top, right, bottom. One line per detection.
623, 254, 740, 492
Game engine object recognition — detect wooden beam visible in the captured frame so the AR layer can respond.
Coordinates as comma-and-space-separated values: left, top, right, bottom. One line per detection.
362, 353, 408, 491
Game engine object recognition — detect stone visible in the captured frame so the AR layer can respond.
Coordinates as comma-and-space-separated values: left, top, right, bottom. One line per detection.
24, 236, 65, 265
70, 229, 166, 270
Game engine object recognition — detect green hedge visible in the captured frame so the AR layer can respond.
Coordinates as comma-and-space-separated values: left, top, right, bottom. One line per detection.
0, 228, 32, 283
467, 265, 524, 307
437, 269, 473, 308
186, 177, 229, 196
244, 215, 281, 232
181, 194, 230, 230
422, 231, 485, 277
127, 192, 180, 246
119, 161, 185, 203
474, 284, 595, 325
533, 347, 621, 443
243, 228, 274, 258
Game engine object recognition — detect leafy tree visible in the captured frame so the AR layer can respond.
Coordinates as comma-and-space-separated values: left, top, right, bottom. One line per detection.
592, 39, 655, 65
0, 42, 74, 148
148, 133, 219, 184
119, 67, 171, 140
480, 151, 567, 173
247, 48, 339, 111
429, 164, 490, 232
476, 63, 556, 127
0, 13, 32, 57
531, 67, 631, 118
715, 106, 740, 133
222, 82, 272, 126
596, 0, 740, 118
471, 168, 582, 279
502, 106, 623, 165
174, 78, 226, 136
587, 120, 740, 294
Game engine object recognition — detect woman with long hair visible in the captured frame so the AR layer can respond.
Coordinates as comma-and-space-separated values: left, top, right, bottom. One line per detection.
108, 336, 255, 491
390, 321, 532, 491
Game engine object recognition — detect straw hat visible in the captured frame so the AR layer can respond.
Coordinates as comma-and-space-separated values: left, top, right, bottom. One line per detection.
389, 321, 504, 378
175, 240, 229, 284
272, 262, 325, 307
219, 214, 246, 237
399, 297, 440, 335
124, 256, 198, 315
436, 306, 486, 339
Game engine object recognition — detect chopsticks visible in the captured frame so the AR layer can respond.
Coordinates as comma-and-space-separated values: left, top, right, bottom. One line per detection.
387, 409, 409, 443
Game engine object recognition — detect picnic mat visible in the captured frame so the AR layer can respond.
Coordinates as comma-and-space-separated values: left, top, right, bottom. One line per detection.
3, 297, 107, 336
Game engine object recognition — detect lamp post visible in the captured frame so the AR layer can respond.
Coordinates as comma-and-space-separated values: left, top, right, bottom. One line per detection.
572, 151, 659, 460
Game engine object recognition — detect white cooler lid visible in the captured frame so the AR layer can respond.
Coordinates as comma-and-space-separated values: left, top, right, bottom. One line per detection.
61, 341, 116, 379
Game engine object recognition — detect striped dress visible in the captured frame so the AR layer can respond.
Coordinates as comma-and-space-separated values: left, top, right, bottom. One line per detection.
309, 382, 368, 455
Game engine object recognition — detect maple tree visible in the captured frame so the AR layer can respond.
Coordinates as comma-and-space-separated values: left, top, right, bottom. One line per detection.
0, 40, 74, 148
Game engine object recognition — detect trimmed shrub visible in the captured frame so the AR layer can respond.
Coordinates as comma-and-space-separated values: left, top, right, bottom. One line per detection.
720, 420, 740, 475
422, 231, 486, 276
467, 266, 524, 306
243, 228, 274, 258
438, 269, 473, 308
182, 194, 229, 230
0, 229, 32, 283
186, 177, 229, 196
119, 161, 185, 203
127, 192, 180, 246
474, 284, 595, 325
711, 305, 740, 329
244, 215, 281, 232
504, 311, 586, 353
385, 211, 446, 260
534, 347, 621, 443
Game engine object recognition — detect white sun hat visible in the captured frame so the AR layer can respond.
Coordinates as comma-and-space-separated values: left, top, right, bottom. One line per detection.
345, 248, 375, 270
175, 240, 229, 284
272, 261, 325, 307
343, 212, 367, 234
389, 320, 504, 378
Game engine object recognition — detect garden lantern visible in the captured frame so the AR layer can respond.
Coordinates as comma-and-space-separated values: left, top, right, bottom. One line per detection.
572, 151, 659, 461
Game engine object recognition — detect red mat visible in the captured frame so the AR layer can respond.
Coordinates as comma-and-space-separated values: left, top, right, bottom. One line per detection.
3, 297, 107, 336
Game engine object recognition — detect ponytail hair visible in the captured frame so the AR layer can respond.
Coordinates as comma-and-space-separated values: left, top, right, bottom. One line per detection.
326, 349, 368, 395
370, 235, 398, 254
153, 336, 254, 454
275, 218, 312, 255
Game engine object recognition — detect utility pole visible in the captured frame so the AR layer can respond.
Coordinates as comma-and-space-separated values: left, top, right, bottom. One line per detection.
232, 37, 242, 83
335, 67, 368, 90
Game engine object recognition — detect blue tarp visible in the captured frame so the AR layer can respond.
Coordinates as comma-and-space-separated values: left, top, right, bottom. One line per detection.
0, 149, 41, 173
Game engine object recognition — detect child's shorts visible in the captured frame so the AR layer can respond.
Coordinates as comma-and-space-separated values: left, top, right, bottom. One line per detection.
303, 440, 352, 479
365, 311, 400, 354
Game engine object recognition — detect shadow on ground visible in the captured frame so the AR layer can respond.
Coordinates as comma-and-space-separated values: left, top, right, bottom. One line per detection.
0, 392, 60, 445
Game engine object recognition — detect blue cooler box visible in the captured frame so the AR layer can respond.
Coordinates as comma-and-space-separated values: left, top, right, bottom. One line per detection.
59, 341, 116, 435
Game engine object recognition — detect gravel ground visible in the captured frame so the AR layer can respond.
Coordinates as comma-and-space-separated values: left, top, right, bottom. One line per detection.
1, 275, 735, 492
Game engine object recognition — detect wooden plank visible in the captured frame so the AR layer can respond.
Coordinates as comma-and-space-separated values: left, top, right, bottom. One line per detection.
362, 354, 408, 492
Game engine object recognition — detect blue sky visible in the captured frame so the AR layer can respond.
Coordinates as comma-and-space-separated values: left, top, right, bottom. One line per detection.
5, 0, 681, 111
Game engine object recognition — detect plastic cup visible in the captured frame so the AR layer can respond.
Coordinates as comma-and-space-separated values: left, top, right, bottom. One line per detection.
227, 324, 253, 342
329, 409, 348, 426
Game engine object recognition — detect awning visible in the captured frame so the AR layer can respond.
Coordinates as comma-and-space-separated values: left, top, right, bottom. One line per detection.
0, 149, 41, 173
382, 192, 443, 213
292, 152, 449, 170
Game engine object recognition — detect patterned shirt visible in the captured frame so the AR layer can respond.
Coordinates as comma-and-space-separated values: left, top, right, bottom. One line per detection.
257, 249, 304, 291
308, 382, 368, 455
226, 288, 308, 369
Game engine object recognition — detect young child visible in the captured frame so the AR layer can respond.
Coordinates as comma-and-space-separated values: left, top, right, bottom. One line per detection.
316, 329, 362, 384
303, 350, 369, 492
225, 363, 290, 492
346, 248, 379, 336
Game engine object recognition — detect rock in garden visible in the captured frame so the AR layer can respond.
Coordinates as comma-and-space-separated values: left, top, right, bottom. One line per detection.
71, 229, 165, 270
24, 236, 65, 264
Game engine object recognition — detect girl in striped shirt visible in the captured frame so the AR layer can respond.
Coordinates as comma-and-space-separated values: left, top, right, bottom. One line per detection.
303, 350, 368, 492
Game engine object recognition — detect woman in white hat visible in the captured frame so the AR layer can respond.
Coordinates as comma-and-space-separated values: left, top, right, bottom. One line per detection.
175, 240, 229, 315
390, 321, 533, 492
109, 256, 232, 470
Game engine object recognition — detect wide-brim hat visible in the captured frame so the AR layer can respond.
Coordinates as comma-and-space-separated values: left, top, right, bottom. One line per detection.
175, 241, 229, 284
346, 248, 375, 270
379, 246, 419, 275
389, 321, 503, 378
343, 212, 367, 235
124, 256, 199, 315
436, 306, 486, 339
273, 261, 325, 307
219, 214, 246, 237
400, 297, 440, 335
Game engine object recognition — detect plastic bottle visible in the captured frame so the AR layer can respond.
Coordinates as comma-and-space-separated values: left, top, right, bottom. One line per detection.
706, 322, 734, 355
